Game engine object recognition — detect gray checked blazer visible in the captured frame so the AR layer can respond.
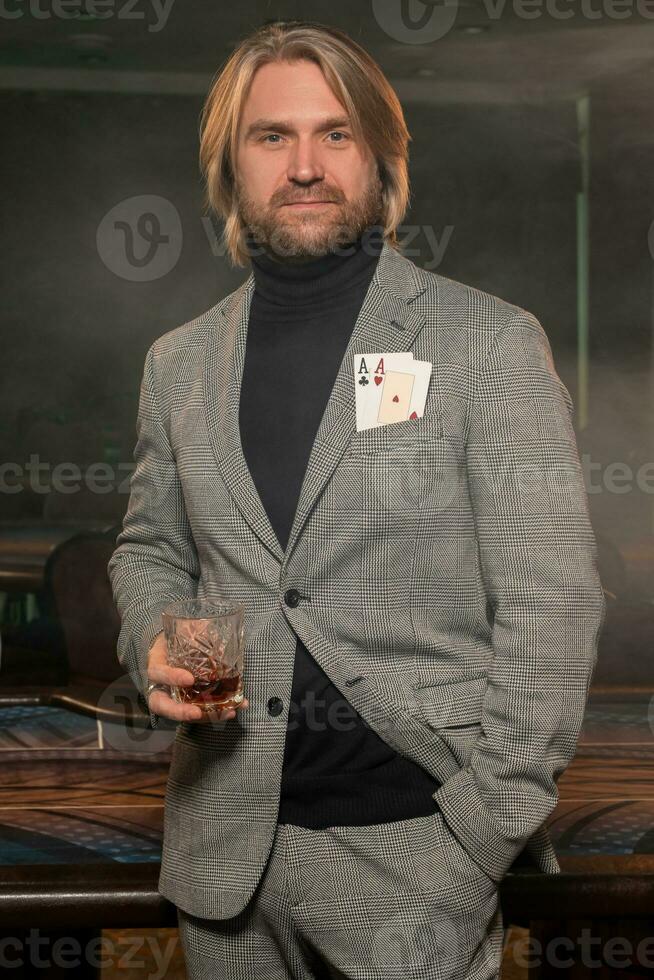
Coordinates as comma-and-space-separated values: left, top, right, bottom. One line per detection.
108, 240, 606, 920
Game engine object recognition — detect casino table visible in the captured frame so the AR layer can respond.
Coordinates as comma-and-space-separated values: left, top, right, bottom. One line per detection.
0, 686, 653, 977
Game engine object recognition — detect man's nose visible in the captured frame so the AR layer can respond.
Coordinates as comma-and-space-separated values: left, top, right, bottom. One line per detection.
286, 136, 325, 184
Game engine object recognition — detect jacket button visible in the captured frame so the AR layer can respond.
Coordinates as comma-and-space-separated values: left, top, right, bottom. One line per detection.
284, 588, 301, 608
267, 697, 283, 716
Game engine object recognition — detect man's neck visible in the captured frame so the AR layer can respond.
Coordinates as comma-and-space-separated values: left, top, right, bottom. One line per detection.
247, 225, 384, 309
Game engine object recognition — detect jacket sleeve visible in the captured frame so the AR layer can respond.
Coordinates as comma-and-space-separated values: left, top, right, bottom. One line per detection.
108, 343, 200, 729
432, 311, 606, 883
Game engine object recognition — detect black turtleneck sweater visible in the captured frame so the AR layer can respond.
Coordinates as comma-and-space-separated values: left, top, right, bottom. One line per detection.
238, 225, 441, 828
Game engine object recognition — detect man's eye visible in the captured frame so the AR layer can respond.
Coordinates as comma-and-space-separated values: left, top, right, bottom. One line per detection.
260, 132, 349, 143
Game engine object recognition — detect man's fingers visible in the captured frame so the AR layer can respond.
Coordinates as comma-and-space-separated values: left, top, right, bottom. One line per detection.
146, 640, 250, 716
148, 688, 204, 722
147, 639, 195, 686
148, 640, 201, 687
147, 689, 232, 723
149, 663, 196, 687
146, 690, 250, 724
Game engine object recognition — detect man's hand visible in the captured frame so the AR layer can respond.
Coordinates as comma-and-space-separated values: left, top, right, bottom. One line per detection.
146, 633, 249, 724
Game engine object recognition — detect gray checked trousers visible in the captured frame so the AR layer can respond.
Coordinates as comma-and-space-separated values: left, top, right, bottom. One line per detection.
176, 808, 505, 980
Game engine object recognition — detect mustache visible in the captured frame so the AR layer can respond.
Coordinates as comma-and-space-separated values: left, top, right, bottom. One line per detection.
276, 190, 344, 205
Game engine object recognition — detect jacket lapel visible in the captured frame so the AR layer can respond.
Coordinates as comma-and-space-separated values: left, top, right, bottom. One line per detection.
204, 241, 430, 567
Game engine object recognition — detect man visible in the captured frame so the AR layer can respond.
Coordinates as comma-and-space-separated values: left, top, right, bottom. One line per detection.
108, 19, 606, 980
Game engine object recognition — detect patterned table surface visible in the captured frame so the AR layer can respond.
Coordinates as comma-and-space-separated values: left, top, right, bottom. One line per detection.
0, 696, 652, 867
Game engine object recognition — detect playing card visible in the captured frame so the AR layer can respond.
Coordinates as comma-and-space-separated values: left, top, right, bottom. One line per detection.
406, 360, 432, 420
372, 359, 432, 427
353, 352, 414, 430
377, 369, 416, 424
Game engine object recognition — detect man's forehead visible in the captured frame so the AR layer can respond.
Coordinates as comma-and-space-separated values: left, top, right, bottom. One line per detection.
242, 61, 345, 112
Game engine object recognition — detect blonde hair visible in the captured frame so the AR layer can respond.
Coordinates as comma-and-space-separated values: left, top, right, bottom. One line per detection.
198, 20, 412, 267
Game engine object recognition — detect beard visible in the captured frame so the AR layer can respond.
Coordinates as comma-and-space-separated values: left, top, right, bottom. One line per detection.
235, 174, 384, 263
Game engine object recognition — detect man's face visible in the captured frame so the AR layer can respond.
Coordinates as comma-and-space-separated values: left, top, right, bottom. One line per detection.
234, 58, 383, 261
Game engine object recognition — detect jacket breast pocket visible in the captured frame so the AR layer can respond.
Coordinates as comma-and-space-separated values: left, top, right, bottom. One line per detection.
344, 421, 464, 525
348, 413, 444, 456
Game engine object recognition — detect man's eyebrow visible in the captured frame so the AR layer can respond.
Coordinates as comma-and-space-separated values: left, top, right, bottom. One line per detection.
243, 116, 352, 139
